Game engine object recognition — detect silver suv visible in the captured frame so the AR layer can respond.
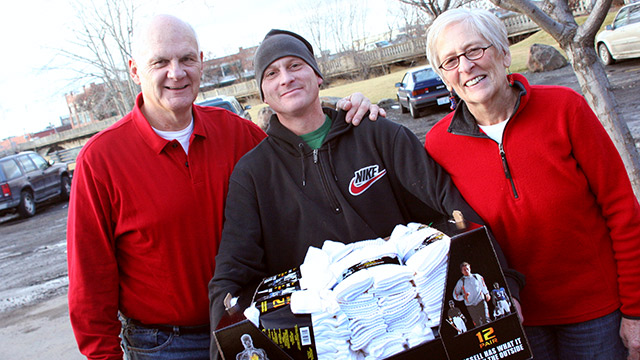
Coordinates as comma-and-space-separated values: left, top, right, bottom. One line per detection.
0, 151, 71, 218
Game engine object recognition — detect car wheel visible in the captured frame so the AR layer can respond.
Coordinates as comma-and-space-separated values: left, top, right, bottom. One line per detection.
409, 103, 420, 119
18, 191, 36, 218
60, 175, 71, 200
398, 96, 408, 114
598, 43, 614, 65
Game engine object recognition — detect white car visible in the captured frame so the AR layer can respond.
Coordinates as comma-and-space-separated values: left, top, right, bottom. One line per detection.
595, 3, 640, 65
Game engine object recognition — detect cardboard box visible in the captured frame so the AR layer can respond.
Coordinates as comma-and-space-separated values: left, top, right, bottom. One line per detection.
214, 223, 532, 360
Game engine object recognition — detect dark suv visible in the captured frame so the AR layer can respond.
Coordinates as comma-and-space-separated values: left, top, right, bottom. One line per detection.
196, 95, 252, 120
0, 151, 71, 218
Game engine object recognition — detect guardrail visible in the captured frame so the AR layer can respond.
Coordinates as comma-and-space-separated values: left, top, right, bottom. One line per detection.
503, 13, 541, 37
198, 81, 259, 101
320, 41, 426, 77
17, 117, 118, 153
48, 146, 83, 172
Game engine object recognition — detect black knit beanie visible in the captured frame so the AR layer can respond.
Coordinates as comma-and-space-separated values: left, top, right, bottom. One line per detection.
254, 29, 323, 100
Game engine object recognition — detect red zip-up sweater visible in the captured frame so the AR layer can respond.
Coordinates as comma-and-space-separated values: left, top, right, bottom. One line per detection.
67, 93, 265, 359
425, 74, 640, 326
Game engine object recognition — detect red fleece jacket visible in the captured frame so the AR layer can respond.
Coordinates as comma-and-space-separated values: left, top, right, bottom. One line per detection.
67, 93, 266, 359
425, 73, 640, 326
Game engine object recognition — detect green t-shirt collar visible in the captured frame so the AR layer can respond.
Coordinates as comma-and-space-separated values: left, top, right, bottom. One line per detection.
299, 115, 331, 149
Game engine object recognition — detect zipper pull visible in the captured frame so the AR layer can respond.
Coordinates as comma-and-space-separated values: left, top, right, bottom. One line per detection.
313, 149, 319, 164
499, 144, 512, 179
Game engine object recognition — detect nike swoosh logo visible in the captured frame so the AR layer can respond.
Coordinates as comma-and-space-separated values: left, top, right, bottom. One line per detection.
349, 170, 387, 196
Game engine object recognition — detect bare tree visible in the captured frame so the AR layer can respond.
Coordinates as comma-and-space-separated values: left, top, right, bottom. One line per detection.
59, 0, 139, 120
489, 0, 640, 196
396, 0, 477, 19
294, 0, 374, 79
296, 1, 331, 61
295, 0, 370, 55
391, 2, 433, 48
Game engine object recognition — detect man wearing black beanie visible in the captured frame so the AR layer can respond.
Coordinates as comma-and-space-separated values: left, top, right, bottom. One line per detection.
208, 29, 522, 359
254, 29, 323, 100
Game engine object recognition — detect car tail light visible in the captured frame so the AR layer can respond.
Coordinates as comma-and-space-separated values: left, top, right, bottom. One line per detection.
412, 88, 427, 96
1, 183, 10, 198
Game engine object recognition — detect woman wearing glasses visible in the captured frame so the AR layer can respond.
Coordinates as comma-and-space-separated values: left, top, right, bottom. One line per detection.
424, 8, 640, 360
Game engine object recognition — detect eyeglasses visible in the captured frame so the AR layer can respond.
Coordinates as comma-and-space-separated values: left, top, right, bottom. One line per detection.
438, 44, 493, 71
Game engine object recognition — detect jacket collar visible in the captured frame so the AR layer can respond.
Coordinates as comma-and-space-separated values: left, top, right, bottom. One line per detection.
131, 93, 206, 154
448, 73, 529, 136
266, 107, 351, 156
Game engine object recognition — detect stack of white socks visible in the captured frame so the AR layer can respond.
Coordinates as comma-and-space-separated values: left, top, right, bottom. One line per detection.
322, 239, 434, 358
291, 247, 357, 360
389, 223, 451, 328
252, 223, 452, 360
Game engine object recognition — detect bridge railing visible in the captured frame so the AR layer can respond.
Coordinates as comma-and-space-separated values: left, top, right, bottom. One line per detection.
48, 146, 83, 173
319, 40, 427, 78
503, 13, 541, 37
198, 81, 259, 101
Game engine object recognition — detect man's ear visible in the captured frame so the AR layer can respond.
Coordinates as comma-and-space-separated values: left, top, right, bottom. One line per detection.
129, 59, 141, 85
262, 87, 271, 107
317, 76, 323, 86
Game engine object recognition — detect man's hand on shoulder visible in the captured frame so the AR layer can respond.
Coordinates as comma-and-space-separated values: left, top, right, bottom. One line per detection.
337, 92, 386, 126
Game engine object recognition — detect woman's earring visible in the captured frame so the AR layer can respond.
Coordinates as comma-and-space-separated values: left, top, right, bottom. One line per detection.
449, 90, 457, 110
507, 68, 514, 87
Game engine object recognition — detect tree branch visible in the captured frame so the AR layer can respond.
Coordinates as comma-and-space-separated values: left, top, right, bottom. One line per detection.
491, 0, 569, 45
577, 0, 613, 44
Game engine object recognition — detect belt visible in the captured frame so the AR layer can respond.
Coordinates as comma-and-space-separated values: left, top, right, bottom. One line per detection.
128, 318, 211, 335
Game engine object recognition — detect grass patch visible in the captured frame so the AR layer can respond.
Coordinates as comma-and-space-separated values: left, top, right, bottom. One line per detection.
510, 11, 616, 71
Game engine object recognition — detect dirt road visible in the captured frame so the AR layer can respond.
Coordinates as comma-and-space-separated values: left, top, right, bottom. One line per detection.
0, 202, 82, 359
0, 59, 638, 359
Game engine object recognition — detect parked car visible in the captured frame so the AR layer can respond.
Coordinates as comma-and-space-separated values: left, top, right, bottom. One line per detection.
0, 151, 71, 218
365, 40, 392, 51
595, 2, 640, 65
395, 65, 450, 118
196, 95, 252, 120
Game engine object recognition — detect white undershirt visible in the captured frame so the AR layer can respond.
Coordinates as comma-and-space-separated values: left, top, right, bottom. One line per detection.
153, 118, 194, 154
478, 119, 509, 145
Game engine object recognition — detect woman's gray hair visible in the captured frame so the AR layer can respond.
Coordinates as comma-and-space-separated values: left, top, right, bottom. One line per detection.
426, 8, 509, 78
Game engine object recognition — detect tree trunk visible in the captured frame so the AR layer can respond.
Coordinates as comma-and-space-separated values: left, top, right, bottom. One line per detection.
488, 0, 640, 198
562, 43, 640, 197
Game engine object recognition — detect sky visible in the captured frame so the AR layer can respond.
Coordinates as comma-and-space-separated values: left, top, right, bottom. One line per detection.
0, 0, 395, 140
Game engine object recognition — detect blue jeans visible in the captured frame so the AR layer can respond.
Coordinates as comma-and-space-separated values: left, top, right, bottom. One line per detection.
120, 317, 210, 360
524, 310, 627, 360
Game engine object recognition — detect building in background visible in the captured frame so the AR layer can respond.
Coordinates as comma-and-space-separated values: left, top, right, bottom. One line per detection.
202, 46, 257, 91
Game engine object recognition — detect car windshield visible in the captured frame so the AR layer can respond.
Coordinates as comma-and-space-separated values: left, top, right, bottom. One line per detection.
200, 100, 233, 112
629, 5, 640, 24
614, 7, 630, 27
413, 68, 438, 82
